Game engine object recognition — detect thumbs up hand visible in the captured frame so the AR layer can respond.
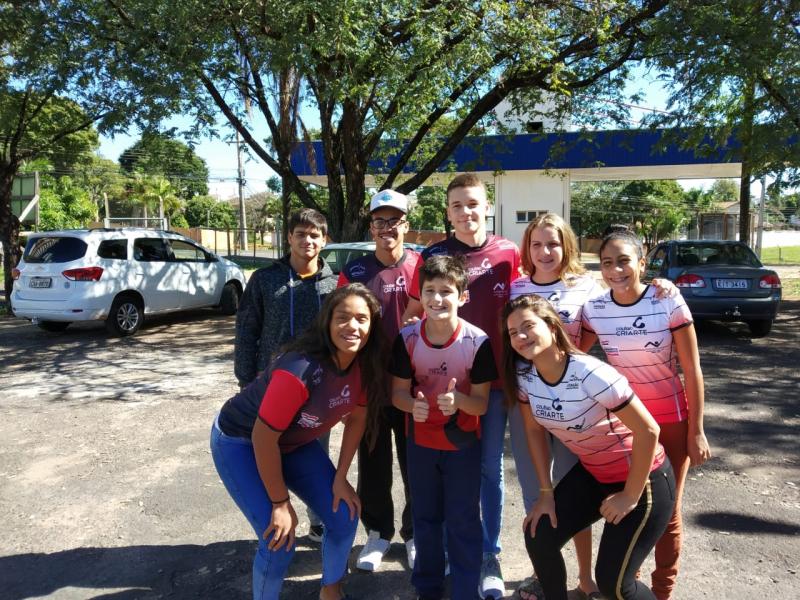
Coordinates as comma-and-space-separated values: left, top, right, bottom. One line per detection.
437, 378, 458, 416
412, 391, 429, 422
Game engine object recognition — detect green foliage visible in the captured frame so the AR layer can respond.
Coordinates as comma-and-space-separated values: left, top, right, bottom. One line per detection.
184, 195, 237, 229
571, 180, 690, 245
119, 132, 209, 200
38, 176, 96, 231
408, 187, 447, 232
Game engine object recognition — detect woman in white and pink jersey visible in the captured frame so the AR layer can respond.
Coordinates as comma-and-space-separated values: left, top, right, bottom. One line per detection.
508, 214, 676, 600
501, 294, 675, 600
581, 230, 711, 600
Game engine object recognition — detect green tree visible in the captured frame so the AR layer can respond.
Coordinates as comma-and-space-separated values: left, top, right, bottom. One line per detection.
38, 176, 96, 231
408, 187, 447, 232
92, 0, 670, 241
119, 132, 209, 200
645, 0, 800, 243
620, 180, 688, 246
73, 156, 128, 221
0, 1, 146, 301
184, 195, 238, 229
570, 181, 628, 237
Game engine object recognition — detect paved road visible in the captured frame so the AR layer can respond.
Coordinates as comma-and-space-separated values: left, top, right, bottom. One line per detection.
0, 304, 798, 599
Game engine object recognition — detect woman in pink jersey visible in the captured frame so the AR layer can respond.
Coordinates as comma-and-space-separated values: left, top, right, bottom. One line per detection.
501, 294, 675, 600
581, 230, 711, 600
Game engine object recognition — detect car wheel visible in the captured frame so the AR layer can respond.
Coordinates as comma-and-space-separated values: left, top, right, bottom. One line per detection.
106, 294, 144, 336
37, 321, 71, 333
747, 319, 772, 337
219, 282, 241, 315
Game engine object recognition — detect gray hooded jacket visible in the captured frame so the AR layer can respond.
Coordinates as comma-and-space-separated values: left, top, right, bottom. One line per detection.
234, 255, 337, 386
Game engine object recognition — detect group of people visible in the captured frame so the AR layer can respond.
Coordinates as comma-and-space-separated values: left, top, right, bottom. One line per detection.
210, 173, 711, 600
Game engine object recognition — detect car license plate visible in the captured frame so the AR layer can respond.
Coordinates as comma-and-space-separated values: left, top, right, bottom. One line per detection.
29, 277, 52, 289
715, 278, 748, 289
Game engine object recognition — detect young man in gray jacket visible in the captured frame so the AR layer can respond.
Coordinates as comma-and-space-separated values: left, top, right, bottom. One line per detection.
234, 208, 338, 541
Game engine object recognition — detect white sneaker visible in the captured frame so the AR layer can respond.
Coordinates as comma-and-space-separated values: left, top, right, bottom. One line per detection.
356, 530, 391, 572
479, 553, 506, 599
405, 538, 416, 570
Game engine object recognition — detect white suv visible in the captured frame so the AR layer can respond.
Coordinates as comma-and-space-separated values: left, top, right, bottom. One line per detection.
11, 228, 247, 335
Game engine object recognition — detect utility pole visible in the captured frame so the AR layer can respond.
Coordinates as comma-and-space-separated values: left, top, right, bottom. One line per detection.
236, 131, 248, 252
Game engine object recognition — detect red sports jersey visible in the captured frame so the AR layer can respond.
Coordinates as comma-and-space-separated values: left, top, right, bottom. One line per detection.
409, 235, 520, 387
337, 248, 421, 343
390, 318, 497, 450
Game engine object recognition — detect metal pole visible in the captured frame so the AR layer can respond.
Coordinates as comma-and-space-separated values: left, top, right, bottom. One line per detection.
236, 131, 248, 251
756, 175, 766, 257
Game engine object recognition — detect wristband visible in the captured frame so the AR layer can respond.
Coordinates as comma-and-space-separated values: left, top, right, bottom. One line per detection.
270, 496, 290, 505
539, 487, 554, 493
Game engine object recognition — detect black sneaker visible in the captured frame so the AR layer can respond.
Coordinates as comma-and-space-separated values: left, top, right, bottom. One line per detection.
308, 524, 324, 543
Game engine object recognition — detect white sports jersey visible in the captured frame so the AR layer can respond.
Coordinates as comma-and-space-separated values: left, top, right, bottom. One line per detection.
509, 274, 604, 345
581, 285, 693, 424
517, 353, 665, 483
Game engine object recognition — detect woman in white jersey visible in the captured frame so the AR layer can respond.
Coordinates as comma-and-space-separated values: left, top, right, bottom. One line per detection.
501, 294, 675, 600
580, 230, 711, 600
508, 214, 675, 600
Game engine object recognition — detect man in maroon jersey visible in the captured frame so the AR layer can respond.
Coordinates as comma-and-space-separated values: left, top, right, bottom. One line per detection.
338, 189, 423, 572
403, 173, 520, 600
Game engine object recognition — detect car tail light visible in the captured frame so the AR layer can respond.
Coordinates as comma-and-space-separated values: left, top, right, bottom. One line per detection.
62, 266, 104, 281
12, 268, 20, 280
676, 273, 706, 288
759, 274, 781, 289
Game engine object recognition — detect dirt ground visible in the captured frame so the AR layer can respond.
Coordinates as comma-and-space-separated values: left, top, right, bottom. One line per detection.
0, 303, 798, 600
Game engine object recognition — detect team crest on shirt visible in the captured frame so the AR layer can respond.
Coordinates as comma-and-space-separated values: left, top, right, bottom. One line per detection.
590, 298, 607, 310
429, 361, 448, 376
492, 282, 506, 298
311, 366, 324, 385
349, 264, 367, 278
468, 257, 494, 278
565, 374, 580, 390
548, 291, 561, 304
329, 384, 352, 408
615, 316, 648, 336
297, 412, 322, 428
534, 400, 565, 421
644, 338, 664, 353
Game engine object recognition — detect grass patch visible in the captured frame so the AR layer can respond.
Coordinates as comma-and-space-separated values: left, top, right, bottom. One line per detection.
782, 277, 800, 299
761, 246, 800, 265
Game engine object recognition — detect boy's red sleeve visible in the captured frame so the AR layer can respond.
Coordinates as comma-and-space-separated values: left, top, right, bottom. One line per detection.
336, 271, 350, 288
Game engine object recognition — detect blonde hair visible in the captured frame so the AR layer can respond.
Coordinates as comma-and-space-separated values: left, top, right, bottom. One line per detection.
520, 213, 585, 282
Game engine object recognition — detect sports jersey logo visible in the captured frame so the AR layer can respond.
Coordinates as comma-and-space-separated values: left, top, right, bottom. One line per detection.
567, 418, 586, 432
467, 256, 494, 278
349, 263, 367, 278
534, 401, 566, 421
382, 274, 408, 294
644, 338, 664, 354
550, 397, 563, 411
297, 412, 322, 428
492, 282, 507, 299
558, 310, 571, 320
632, 316, 647, 329
429, 361, 448, 376
329, 385, 352, 408
645, 340, 662, 348
548, 291, 560, 303
311, 366, 324, 385
481, 258, 492, 269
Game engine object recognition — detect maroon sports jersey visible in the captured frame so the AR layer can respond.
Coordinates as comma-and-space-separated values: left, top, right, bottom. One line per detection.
409, 235, 520, 386
337, 248, 421, 343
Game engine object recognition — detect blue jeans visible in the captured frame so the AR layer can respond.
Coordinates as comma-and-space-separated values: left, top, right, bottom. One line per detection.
508, 402, 579, 512
480, 389, 507, 555
210, 417, 357, 600
407, 438, 482, 600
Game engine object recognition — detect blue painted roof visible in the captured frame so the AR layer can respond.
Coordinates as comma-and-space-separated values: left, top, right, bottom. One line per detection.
290, 129, 739, 176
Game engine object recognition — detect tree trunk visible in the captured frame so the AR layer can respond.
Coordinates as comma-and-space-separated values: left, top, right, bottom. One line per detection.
338, 100, 369, 242
0, 165, 22, 306
739, 78, 755, 244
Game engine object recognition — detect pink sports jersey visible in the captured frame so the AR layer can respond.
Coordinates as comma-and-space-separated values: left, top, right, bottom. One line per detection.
390, 318, 497, 450
581, 286, 694, 424
517, 353, 666, 483
509, 273, 604, 345
409, 235, 520, 387
337, 248, 421, 343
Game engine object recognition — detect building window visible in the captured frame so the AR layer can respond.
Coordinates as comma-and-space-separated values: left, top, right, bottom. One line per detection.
516, 210, 547, 223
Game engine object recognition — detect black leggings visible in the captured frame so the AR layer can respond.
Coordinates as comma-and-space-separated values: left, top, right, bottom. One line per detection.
525, 460, 675, 600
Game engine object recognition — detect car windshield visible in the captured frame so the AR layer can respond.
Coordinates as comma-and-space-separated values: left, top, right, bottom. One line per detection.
676, 244, 761, 267
23, 237, 88, 263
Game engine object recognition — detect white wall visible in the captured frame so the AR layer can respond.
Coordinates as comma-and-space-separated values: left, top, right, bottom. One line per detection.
494, 170, 569, 244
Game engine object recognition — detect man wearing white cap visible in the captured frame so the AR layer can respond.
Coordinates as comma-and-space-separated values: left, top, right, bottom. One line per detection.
337, 189, 423, 573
